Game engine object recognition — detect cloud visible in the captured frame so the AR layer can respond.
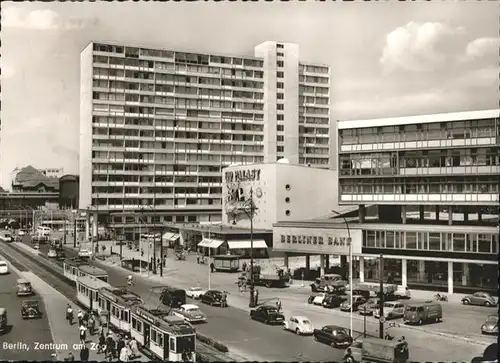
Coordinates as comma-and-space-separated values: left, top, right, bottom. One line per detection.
465, 37, 500, 59
2, 7, 97, 30
380, 21, 466, 73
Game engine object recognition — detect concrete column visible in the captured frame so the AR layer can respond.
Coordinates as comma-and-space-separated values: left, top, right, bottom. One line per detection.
359, 205, 366, 223
419, 206, 425, 220
85, 214, 90, 239
324, 255, 330, 270
435, 206, 439, 221
319, 255, 325, 277
478, 211, 482, 221
447, 261, 454, 295
418, 260, 426, 282
448, 206, 453, 226
91, 212, 98, 238
359, 256, 365, 282
305, 255, 310, 274
401, 259, 407, 288
179, 230, 185, 246
462, 263, 469, 286
283, 253, 289, 269
464, 210, 469, 222
401, 205, 407, 224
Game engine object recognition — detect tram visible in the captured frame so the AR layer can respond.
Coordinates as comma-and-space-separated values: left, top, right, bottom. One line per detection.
78, 265, 108, 282
76, 276, 111, 312
97, 287, 144, 333
63, 259, 88, 282
130, 305, 196, 362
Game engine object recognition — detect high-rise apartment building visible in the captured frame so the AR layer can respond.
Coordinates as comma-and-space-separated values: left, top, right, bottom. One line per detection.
79, 41, 331, 235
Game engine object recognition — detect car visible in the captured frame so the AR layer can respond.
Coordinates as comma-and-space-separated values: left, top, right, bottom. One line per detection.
373, 302, 405, 320
186, 287, 207, 300
33, 244, 40, 250
481, 315, 498, 335
340, 295, 367, 312
313, 325, 353, 348
20, 300, 42, 319
462, 292, 497, 307
358, 298, 380, 316
78, 249, 92, 258
308, 293, 329, 305
200, 290, 226, 307
56, 250, 66, 260
283, 316, 314, 335
394, 285, 411, 299
0, 261, 9, 275
322, 294, 347, 309
47, 249, 57, 258
16, 279, 34, 296
250, 305, 285, 325
18, 230, 26, 236
172, 304, 207, 323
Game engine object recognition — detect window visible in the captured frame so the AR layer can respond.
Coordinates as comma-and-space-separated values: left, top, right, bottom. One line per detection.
385, 231, 395, 248
277, 146, 284, 152
277, 44, 284, 48
277, 52, 284, 57
277, 104, 284, 110
365, 231, 375, 247
151, 329, 157, 344
277, 71, 284, 78
277, 82, 284, 89
477, 234, 492, 253
285, 197, 291, 203
277, 114, 284, 121
429, 232, 440, 251
405, 232, 417, 249
452, 233, 465, 252
277, 61, 284, 67
277, 93, 284, 99
285, 210, 291, 216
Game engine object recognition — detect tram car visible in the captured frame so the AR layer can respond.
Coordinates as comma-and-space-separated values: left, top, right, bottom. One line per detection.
131, 305, 196, 362
78, 265, 108, 282
76, 275, 111, 312
63, 259, 88, 282
97, 287, 144, 333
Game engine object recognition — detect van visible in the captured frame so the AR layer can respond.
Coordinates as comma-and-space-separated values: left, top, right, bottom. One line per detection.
36, 226, 51, 237
403, 302, 442, 325
160, 286, 186, 308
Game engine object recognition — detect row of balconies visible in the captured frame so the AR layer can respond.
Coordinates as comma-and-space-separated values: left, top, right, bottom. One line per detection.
91, 110, 264, 123
102, 203, 222, 210
92, 193, 222, 199
339, 192, 499, 205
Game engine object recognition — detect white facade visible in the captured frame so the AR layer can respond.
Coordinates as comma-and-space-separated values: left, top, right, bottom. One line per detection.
39, 168, 65, 179
222, 162, 342, 230
79, 41, 332, 227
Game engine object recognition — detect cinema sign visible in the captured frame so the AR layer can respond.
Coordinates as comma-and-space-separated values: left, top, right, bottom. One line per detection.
272, 227, 362, 255
224, 168, 261, 183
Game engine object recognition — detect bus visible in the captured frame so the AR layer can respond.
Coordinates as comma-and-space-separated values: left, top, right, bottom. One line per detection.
39, 220, 71, 231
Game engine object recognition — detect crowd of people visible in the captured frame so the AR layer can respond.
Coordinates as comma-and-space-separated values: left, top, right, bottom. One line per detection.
64, 304, 140, 362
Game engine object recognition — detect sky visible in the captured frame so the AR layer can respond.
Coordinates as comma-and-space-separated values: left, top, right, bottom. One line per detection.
1, 1, 498, 189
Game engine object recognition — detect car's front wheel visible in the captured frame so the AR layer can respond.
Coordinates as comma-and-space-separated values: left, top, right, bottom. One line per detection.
462, 299, 470, 305
485, 301, 492, 307
295, 328, 301, 335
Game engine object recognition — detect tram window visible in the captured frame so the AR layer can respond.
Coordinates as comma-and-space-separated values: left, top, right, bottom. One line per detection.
176, 336, 195, 353
169, 338, 175, 352
158, 334, 163, 348
123, 311, 129, 322
151, 329, 157, 344
137, 321, 142, 332
132, 317, 137, 330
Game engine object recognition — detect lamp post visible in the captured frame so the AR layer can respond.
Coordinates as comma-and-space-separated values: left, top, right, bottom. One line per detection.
208, 225, 211, 290
73, 210, 77, 248
332, 210, 353, 339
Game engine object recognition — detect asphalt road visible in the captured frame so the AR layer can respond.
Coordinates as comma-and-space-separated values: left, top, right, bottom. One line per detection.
0, 259, 54, 361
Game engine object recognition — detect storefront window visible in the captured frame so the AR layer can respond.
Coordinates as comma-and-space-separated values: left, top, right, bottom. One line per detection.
394, 232, 402, 249
466, 234, 477, 252
442, 233, 451, 251
405, 232, 416, 249
385, 231, 395, 249
365, 231, 375, 247
477, 234, 492, 253
454, 262, 498, 290
363, 258, 380, 280
376, 231, 385, 248
417, 232, 428, 250
429, 233, 440, 251
452, 233, 465, 252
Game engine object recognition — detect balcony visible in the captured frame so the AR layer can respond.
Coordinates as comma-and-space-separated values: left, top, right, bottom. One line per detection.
340, 193, 498, 205
400, 165, 500, 176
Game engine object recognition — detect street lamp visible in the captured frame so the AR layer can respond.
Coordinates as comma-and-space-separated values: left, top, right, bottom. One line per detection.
332, 209, 353, 340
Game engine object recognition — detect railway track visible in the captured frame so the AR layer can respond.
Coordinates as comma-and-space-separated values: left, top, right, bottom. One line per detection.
0, 242, 234, 362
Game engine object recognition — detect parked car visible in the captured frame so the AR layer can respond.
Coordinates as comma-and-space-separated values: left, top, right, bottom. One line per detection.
78, 249, 92, 258
403, 302, 442, 325
186, 287, 206, 300
172, 304, 207, 323
340, 295, 367, 312
358, 298, 380, 316
33, 244, 40, 250
394, 285, 411, 299
283, 316, 314, 335
47, 249, 57, 258
462, 292, 497, 307
56, 250, 66, 260
322, 294, 347, 309
313, 325, 353, 348
200, 290, 226, 307
308, 293, 329, 305
0, 261, 8, 275
18, 230, 26, 236
250, 305, 285, 325
20, 300, 42, 319
16, 279, 34, 296
373, 302, 406, 320
481, 315, 498, 335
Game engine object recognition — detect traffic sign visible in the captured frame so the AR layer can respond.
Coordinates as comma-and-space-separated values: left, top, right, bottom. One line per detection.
379, 316, 386, 324
117, 234, 125, 241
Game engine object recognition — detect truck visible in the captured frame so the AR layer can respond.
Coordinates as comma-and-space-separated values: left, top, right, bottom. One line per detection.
350, 337, 409, 363
310, 274, 347, 293
245, 264, 289, 288
355, 282, 398, 300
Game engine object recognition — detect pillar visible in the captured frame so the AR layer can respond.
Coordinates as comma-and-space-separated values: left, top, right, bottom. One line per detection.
447, 261, 454, 295
325, 255, 330, 270
284, 253, 289, 269
418, 260, 426, 282
461, 263, 469, 286
448, 206, 453, 226
435, 206, 439, 221
419, 205, 425, 221
320, 255, 325, 277
85, 214, 90, 240
401, 205, 407, 224
179, 229, 185, 246
91, 212, 98, 238
359, 205, 366, 223
464, 209, 469, 222
401, 259, 407, 288
359, 256, 365, 282
478, 211, 482, 221
305, 255, 310, 274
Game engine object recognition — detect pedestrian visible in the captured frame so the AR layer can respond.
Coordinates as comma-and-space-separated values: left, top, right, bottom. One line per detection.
157, 257, 160, 268
242, 261, 247, 271
79, 324, 87, 344
276, 298, 282, 313
88, 315, 95, 336
117, 337, 125, 357
197, 254, 200, 264
163, 255, 167, 267
222, 291, 228, 307
255, 289, 259, 305
80, 344, 90, 362
98, 332, 106, 354
77, 310, 84, 326
119, 346, 129, 362
128, 337, 139, 359
210, 262, 215, 273
66, 304, 74, 325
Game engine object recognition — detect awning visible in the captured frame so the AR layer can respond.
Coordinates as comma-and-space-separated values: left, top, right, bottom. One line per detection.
227, 240, 268, 249
197, 238, 224, 248
162, 232, 180, 241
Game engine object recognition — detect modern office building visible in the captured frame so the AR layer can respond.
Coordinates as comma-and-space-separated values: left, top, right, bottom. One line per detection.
274, 109, 499, 294
80, 41, 332, 238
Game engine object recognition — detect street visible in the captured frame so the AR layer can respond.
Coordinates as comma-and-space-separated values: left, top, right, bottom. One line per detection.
36, 240, 491, 362
0, 257, 55, 361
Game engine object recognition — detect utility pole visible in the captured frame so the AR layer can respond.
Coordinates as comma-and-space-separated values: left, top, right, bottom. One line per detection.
379, 253, 385, 339
73, 211, 77, 248
248, 188, 256, 308
160, 224, 164, 277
